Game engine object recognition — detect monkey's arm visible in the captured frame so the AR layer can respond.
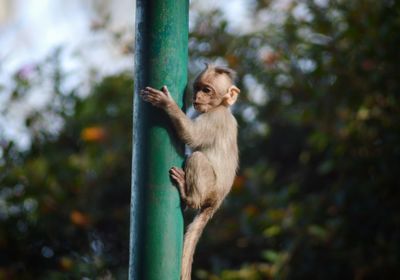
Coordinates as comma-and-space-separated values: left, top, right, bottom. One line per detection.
140, 86, 212, 148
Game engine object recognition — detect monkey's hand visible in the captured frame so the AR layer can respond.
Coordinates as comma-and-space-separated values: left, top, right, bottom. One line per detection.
140, 86, 175, 109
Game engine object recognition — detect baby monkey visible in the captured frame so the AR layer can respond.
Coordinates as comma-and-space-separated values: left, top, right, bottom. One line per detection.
140, 64, 240, 280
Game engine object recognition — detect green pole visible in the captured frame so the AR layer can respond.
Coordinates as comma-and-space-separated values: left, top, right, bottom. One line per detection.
129, 0, 188, 279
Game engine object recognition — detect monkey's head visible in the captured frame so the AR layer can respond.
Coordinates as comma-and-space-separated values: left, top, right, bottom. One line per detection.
192, 64, 240, 113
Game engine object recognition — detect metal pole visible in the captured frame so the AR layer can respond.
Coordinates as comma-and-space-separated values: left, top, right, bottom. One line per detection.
129, 0, 188, 279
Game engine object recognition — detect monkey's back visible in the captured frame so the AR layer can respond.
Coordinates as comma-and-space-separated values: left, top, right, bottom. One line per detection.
195, 106, 238, 198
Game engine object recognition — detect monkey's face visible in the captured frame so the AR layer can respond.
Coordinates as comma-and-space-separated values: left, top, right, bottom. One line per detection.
192, 75, 231, 113
192, 84, 215, 113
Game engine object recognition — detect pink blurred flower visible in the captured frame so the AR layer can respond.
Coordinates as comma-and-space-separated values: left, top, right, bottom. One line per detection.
17, 64, 37, 80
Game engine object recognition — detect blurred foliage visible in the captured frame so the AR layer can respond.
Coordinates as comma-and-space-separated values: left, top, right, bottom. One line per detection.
1, 0, 400, 279
0, 59, 132, 278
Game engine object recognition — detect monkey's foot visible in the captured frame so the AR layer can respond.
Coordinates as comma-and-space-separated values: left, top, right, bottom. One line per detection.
169, 167, 185, 188
169, 167, 187, 199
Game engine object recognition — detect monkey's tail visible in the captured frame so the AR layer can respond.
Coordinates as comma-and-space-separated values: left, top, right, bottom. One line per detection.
181, 206, 215, 280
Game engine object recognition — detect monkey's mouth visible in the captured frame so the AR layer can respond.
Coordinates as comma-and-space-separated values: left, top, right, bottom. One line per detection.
194, 103, 208, 112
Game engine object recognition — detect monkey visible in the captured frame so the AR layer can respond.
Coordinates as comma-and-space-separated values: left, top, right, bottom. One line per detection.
140, 64, 240, 280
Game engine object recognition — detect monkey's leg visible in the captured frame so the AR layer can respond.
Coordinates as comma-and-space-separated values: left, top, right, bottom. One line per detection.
185, 151, 217, 209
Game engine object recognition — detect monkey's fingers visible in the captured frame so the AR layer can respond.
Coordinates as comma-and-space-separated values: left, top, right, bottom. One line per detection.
145, 87, 165, 96
169, 172, 179, 182
141, 95, 164, 109
170, 173, 185, 187
141, 90, 163, 101
170, 173, 179, 181
141, 91, 159, 99
169, 168, 185, 182
140, 90, 151, 98
140, 93, 157, 102
161, 86, 171, 96
170, 167, 185, 177
141, 89, 159, 96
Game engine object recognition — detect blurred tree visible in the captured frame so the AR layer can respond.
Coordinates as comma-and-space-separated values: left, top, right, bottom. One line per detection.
0, 53, 132, 278
188, 1, 400, 279
1, 0, 400, 279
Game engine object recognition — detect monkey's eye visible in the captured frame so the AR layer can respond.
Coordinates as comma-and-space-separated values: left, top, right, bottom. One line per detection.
202, 87, 211, 94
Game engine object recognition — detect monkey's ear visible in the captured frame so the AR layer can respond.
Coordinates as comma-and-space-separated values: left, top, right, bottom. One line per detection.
223, 86, 240, 106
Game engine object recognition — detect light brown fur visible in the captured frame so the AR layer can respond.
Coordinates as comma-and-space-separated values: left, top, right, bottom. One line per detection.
140, 65, 239, 280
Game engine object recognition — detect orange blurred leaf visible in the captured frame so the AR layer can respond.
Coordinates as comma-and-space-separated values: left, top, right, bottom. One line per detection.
81, 126, 106, 142
244, 205, 259, 217
232, 175, 245, 192
262, 51, 280, 66
226, 55, 239, 67
59, 257, 74, 271
70, 210, 90, 227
